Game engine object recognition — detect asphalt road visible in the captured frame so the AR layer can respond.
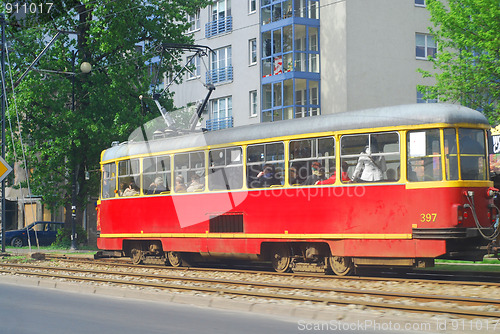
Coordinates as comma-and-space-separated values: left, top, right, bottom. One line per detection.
0, 282, 300, 334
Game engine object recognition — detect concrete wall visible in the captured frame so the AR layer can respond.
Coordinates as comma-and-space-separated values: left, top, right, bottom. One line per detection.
320, 0, 347, 114
345, 0, 435, 112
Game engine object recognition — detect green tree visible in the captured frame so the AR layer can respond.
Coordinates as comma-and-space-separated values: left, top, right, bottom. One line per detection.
5, 0, 211, 217
419, 0, 500, 123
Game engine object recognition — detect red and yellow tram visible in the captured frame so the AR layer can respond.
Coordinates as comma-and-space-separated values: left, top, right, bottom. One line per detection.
96, 104, 499, 275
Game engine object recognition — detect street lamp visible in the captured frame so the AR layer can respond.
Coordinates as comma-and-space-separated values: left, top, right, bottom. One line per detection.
70, 52, 91, 251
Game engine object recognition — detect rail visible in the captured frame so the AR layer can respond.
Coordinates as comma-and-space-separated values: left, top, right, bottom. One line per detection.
2, 261, 500, 319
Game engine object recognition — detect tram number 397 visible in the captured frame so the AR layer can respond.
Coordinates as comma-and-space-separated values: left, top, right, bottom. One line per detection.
420, 213, 437, 223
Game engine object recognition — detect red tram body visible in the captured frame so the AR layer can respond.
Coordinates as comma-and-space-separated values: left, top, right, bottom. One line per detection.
97, 104, 498, 274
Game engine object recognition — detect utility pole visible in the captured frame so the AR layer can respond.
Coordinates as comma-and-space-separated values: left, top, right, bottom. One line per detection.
1, 14, 6, 253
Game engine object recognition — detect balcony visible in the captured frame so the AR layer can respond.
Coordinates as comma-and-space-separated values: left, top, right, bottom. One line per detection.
205, 16, 233, 38
206, 66, 233, 85
206, 116, 233, 131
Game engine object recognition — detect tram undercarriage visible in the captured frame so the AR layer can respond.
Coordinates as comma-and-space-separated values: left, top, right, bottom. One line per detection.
94, 238, 491, 276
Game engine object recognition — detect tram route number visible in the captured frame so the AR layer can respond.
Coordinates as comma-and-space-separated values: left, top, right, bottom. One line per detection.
420, 213, 437, 223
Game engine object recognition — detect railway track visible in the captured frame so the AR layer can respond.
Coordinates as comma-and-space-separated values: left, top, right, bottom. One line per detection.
0, 261, 499, 319
45, 254, 500, 288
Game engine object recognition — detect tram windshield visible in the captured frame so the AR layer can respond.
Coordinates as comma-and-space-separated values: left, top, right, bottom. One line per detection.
457, 128, 487, 180
407, 128, 488, 182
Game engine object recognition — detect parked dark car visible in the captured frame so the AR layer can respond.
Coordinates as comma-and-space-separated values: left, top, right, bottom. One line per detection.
0, 221, 64, 247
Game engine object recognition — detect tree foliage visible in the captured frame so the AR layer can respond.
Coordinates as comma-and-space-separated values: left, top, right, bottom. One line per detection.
5, 0, 211, 214
419, 0, 500, 123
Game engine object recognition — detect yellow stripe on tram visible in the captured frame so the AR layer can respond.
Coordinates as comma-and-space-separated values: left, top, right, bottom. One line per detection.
99, 233, 413, 240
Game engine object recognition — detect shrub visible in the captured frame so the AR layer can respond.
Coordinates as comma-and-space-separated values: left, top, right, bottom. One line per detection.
53, 225, 88, 248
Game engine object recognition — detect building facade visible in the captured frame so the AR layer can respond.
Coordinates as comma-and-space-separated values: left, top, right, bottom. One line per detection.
169, 0, 436, 131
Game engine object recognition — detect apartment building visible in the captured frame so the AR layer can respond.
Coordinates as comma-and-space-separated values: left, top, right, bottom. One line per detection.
169, 0, 437, 131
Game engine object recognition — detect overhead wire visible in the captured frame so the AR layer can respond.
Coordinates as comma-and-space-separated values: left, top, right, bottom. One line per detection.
2, 42, 39, 250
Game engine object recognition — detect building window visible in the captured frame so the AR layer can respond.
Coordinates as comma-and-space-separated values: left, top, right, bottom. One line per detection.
262, 24, 319, 77
212, 96, 232, 119
212, 0, 231, 20
207, 96, 233, 131
250, 90, 258, 117
416, 33, 437, 59
262, 78, 320, 122
308, 0, 319, 19
206, 0, 232, 38
187, 10, 200, 32
187, 55, 200, 80
415, 0, 426, 7
417, 88, 438, 103
262, 0, 318, 24
249, 39, 257, 65
207, 46, 233, 84
249, 0, 256, 13
260, 1, 320, 123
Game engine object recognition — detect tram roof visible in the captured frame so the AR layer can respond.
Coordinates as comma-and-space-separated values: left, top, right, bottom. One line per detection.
102, 103, 489, 162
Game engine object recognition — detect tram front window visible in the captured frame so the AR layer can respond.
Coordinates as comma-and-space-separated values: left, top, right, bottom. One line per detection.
458, 128, 487, 180
408, 128, 487, 182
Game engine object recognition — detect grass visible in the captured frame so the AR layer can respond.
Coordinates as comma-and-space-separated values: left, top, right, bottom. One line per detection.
416, 256, 500, 273
2, 245, 98, 257
436, 257, 500, 264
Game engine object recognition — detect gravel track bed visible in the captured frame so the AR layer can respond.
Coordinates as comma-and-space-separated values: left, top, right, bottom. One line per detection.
1, 258, 499, 318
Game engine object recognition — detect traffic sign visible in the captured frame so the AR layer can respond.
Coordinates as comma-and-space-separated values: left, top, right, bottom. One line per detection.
0, 156, 12, 183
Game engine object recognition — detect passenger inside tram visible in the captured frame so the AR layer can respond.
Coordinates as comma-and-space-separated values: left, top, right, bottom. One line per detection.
147, 177, 167, 194
175, 175, 187, 192
303, 161, 325, 185
256, 164, 281, 187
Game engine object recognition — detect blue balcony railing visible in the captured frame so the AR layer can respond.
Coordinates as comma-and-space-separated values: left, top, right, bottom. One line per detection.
205, 16, 233, 38
206, 116, 233, 131
206, 66, 233, 84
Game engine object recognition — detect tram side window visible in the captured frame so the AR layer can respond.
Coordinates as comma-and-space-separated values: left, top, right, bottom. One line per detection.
407, 129, 442, 182
118, 159, 140, 196
143, 155, 171, 195
101, 163, 116, 198
289, 137, 335, 185
174, 151, 205, 193
247, 142, 284, 188
341, 132, 400, 182
208, 147, 243, 191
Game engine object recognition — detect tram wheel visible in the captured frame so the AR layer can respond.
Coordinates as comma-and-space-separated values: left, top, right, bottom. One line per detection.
271, 244, 292, 273
328, 256, 354, 276
167, 251, 184, 267
130, 248, 144, 265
